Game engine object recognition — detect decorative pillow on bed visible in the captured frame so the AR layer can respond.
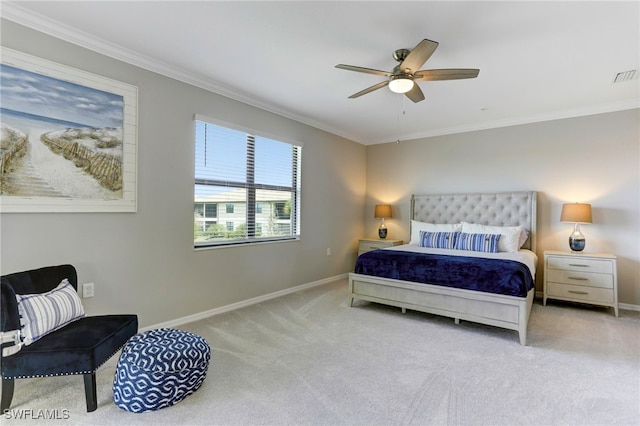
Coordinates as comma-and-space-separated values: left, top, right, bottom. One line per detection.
419, 231, 460, 249
454, 232, 501, 253
460, 222, 525, 252
16, 278, 86, 346
519, 229, 529, 248
410, 220, 462, 245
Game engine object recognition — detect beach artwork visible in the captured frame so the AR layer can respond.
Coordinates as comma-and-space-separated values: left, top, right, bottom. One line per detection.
0, 48, 137, 212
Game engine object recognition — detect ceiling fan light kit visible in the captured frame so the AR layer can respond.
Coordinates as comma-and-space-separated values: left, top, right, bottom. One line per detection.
389, 76, 414, 94
336, 38, 479, 103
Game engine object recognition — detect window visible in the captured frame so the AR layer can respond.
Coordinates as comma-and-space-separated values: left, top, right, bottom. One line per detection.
194, 202, 218, 237
274, 201, 290, 219
194, 117, 302, 248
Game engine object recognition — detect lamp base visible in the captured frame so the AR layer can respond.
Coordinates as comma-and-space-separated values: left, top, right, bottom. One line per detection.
568, 223, 586, 252
378, 218, 388, 239
569, 237, 585, 252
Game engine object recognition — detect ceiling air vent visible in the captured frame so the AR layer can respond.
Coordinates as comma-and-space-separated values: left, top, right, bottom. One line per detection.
612, 69, 639, 83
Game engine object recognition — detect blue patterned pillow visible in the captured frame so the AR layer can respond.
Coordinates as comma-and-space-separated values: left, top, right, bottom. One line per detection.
454, 233, 501, 253
419, 231, 459, 249
16, 278, 85, 345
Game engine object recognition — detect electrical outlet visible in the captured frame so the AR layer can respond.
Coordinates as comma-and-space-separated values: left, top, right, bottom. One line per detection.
82, 283, 95, 298
326, 248, 331, 256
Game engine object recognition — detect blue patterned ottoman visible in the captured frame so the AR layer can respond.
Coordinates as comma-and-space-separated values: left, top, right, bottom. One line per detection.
113, 328, 211, 412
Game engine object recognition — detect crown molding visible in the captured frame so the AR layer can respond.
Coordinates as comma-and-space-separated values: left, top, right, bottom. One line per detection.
372, 100, 640, 145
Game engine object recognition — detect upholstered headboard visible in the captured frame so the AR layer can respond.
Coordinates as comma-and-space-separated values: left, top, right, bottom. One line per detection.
411, 191, 537, 251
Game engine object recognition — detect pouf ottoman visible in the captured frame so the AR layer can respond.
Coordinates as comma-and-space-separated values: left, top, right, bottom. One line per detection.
113, 328, 211, 412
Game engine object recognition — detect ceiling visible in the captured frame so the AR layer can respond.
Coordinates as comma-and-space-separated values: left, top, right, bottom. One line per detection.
2, 1, 639, 145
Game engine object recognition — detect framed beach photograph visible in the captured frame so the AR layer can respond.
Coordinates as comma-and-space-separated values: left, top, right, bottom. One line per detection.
0, 47, 137, 213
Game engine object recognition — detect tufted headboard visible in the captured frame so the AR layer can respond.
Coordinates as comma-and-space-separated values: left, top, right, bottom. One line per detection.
411, 191, 537, 251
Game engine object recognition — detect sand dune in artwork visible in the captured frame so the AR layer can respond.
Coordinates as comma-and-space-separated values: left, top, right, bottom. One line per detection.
1, 123, 122, 199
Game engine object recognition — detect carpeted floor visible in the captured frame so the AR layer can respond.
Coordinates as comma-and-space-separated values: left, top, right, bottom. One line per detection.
3, 278, 639, 425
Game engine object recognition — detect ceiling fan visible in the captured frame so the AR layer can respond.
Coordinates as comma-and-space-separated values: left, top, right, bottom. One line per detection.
336, 38, 479, 103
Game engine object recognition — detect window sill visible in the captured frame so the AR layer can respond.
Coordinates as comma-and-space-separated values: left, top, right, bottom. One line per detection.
194, 236, 300, 250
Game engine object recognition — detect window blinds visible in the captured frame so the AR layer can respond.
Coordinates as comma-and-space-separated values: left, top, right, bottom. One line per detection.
194, 119, 301, 247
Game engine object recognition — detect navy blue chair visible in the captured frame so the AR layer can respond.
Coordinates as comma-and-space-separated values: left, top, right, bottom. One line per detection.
1, 265, 138, 412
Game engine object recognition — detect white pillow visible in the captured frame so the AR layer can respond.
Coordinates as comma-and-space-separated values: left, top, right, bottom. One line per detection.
16, 278, 86, 345
410, 220, 462, 245
460, 222, 525, 253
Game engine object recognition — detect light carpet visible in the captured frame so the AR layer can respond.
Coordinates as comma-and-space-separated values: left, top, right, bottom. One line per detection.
3, 279, 639, 425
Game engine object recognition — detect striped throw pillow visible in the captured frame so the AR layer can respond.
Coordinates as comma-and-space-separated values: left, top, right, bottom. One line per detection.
16, 278, 86, 345
419, 231, 459, 249
454, 233, 501, 253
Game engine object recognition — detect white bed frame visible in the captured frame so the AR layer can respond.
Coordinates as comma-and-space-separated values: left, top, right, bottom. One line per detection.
348, 191, 537, 345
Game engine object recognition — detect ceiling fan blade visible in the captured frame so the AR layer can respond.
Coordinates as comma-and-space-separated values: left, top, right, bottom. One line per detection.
414, 69, 480, 81
405, 84, 425, 103
348, 81, 389, 99
335, 64, 391, 77
399, 39, 439, 73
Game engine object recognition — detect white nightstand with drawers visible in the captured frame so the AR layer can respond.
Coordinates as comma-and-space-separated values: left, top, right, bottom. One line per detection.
358, 238, 403, 256
543, 250, 618, 317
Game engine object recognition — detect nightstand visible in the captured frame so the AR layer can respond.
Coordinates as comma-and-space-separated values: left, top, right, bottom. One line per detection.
358, 238, 403, 256
543, 250, 618, 317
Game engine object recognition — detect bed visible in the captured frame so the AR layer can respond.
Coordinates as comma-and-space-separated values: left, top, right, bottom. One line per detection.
348, 191, 537, 345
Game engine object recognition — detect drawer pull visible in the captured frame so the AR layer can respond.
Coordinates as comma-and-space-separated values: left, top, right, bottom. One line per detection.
568, 276, 588, 281
568, 290, 589, 295
568, 264, 590, 268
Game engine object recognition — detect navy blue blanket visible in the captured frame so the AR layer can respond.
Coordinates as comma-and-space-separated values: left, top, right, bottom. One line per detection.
354, 250, 534, 297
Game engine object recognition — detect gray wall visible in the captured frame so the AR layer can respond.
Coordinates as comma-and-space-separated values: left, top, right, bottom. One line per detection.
2, 18, 638, 329
365, 109, 640, 306
0, 20, 367, 327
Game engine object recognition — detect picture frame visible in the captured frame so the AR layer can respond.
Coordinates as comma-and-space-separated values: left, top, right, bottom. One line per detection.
0, 47, 138, 213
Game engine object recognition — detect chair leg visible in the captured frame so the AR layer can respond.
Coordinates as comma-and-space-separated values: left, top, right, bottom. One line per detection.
83, 373, 97, 412
1, 377, 15, 411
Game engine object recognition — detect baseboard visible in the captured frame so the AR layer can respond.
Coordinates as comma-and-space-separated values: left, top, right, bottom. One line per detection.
140, 273, 348, 332
536, 291, 639, 312
142, 278, 638, 332
619, 302, 640, 312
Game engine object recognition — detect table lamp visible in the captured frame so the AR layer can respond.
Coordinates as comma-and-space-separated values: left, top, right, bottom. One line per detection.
560, 203, 592, 252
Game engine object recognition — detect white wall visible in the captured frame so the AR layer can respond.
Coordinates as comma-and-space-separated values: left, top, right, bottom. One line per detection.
365, 109, 640, 306
0, 20, 367, 327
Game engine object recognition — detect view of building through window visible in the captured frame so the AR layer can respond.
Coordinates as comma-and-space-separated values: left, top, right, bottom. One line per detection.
194, 119, 301, 247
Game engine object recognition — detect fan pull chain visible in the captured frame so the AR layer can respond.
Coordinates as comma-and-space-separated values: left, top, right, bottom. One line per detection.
396, 95, 406, 144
